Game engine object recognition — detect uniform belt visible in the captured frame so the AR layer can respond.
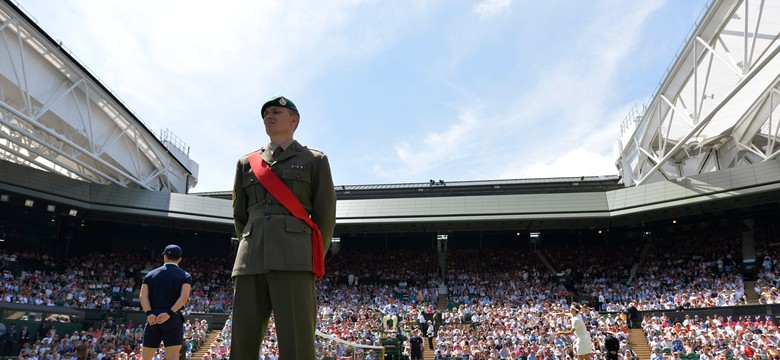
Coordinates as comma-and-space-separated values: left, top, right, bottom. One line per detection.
248, 204, 292, 218
264, 204, 291, 214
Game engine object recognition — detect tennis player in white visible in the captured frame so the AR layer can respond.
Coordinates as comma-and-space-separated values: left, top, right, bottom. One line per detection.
555, 303, 593, 359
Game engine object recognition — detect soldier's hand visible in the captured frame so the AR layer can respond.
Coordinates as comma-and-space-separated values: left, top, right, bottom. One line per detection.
155, 313, 170, 324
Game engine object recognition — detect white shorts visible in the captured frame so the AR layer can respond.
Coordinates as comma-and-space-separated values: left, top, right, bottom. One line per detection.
575, 337, 593, 356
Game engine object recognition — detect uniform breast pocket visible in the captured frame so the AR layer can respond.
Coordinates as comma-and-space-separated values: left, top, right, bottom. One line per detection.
241, 172, 265, 200
241, 171, 257, 188
284, 217, 312, 266
281, 168, 312, 199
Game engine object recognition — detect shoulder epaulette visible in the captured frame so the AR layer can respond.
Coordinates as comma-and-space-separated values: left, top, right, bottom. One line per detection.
306, 147, 325, 155
243, 148, 265, 157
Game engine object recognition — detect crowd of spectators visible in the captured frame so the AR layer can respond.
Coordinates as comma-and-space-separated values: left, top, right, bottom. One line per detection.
446, 248, 564, 308
0, 250, 232, 315
177, 257, 234, 314
754, 217, 780, 305
642, 312, 780, 359
545, 238, 639, 310
192, 249, 441, 359
627, 222, 746, 312
550, 222, 748, 313
423, 247, 630, 359
5, 316, 209, 360
1, 251, 139, 310
13, 318, 143, 360
1, 217, 778, 359
425, 302, 632, 359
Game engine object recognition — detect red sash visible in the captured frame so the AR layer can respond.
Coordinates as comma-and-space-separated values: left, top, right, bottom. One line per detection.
247, 150, 325, 279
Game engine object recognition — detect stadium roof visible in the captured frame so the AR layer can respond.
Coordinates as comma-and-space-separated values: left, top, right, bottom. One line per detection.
617, 0, 780, 186
0, 0, 197, 193
2, 158, 780, 234
193, 175, 623, 201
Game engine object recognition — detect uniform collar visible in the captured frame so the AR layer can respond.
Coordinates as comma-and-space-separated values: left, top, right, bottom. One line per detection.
164, 262, 179, 267
264, 139, 298, 164
269, 139, 295, 152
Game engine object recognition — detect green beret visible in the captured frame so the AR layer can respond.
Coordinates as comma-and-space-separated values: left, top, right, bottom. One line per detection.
261, 96, 298, 115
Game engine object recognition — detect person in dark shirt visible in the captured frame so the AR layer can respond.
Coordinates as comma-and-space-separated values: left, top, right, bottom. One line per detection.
140, 244, 192, 360
36, 321, 52, 343
626, 302, 639, 329
104, 318, 118, 333
76, 344, 90, 360
410, 330, 424, 360
19, 325, 31, 346
2, 323, 17, 356
604, 331, 620, 360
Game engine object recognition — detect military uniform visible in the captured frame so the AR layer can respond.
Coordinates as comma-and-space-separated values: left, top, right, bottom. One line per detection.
230, 97, 336, 360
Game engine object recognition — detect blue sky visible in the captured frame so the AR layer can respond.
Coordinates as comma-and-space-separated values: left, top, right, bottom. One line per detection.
16, 0, 710, 192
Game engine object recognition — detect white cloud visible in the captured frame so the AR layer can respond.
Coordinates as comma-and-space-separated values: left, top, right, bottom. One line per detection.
485, 1, 666, 179
501, 105, 632, 179
23, 0, 430, 191
519, 148, 617, 178
373, 107, 480, 179
473, 0, 512, 20
14, 0, 703, 190
369, 1, 666, 184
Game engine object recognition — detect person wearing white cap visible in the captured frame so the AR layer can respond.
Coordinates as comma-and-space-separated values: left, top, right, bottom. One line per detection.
554, 303, 592, 359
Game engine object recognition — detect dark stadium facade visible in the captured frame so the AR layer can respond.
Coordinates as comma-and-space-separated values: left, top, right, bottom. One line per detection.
2, 158, 780, 258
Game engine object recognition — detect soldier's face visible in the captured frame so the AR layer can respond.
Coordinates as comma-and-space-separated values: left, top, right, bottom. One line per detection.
263, 106, 298, 137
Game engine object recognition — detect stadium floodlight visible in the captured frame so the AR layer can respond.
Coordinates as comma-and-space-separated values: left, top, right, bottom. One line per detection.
24, 199, 34, 207
332, 237, 341, 243
0, 194, 9, 202
436, 234, 448, 240
68, 209, 78, 216
47, 204, 56, 212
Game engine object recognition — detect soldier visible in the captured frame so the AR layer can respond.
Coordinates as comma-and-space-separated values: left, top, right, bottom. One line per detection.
230, 96, 337, 359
